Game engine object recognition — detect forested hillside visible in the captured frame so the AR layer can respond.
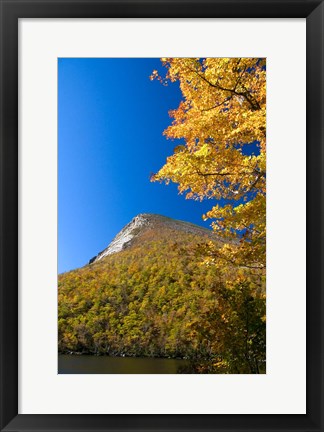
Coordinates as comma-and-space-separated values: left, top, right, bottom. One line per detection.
58, 215, 265, 373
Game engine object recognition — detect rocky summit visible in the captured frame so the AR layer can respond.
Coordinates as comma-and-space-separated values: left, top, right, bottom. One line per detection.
89, 213, 216, 264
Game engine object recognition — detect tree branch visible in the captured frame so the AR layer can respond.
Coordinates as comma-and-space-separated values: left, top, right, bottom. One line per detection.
188, 66, 261, 111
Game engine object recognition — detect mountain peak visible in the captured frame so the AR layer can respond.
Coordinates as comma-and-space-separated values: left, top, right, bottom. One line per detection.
89, 213, 213, 264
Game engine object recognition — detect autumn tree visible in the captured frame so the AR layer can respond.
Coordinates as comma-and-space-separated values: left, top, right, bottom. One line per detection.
151, 58, 266, 280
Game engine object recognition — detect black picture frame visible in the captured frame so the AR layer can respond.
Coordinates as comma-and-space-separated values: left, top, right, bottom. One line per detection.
1, 1, 323, 431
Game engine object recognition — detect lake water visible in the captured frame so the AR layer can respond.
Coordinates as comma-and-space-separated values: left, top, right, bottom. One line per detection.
58, 354, 189, 374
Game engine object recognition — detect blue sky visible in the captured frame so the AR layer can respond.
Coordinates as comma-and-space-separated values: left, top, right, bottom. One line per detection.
58, 58, 216, 273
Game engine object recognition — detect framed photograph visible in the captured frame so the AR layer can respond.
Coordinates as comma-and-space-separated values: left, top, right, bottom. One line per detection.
0, 0, 323, 431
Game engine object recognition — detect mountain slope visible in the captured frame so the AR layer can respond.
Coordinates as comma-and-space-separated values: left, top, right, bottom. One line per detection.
89, 213, 218, 263
58, 214, 266, 373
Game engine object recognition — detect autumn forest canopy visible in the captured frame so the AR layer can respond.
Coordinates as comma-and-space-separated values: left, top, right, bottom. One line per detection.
58, 58, 266, 373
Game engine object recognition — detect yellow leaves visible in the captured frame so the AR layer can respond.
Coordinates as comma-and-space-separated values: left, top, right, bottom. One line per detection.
213, 360, 226, 368
149, 70, 158, 81
150, 57, 266, 281
221, 313, 228, 323
193, 143, 211, 158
